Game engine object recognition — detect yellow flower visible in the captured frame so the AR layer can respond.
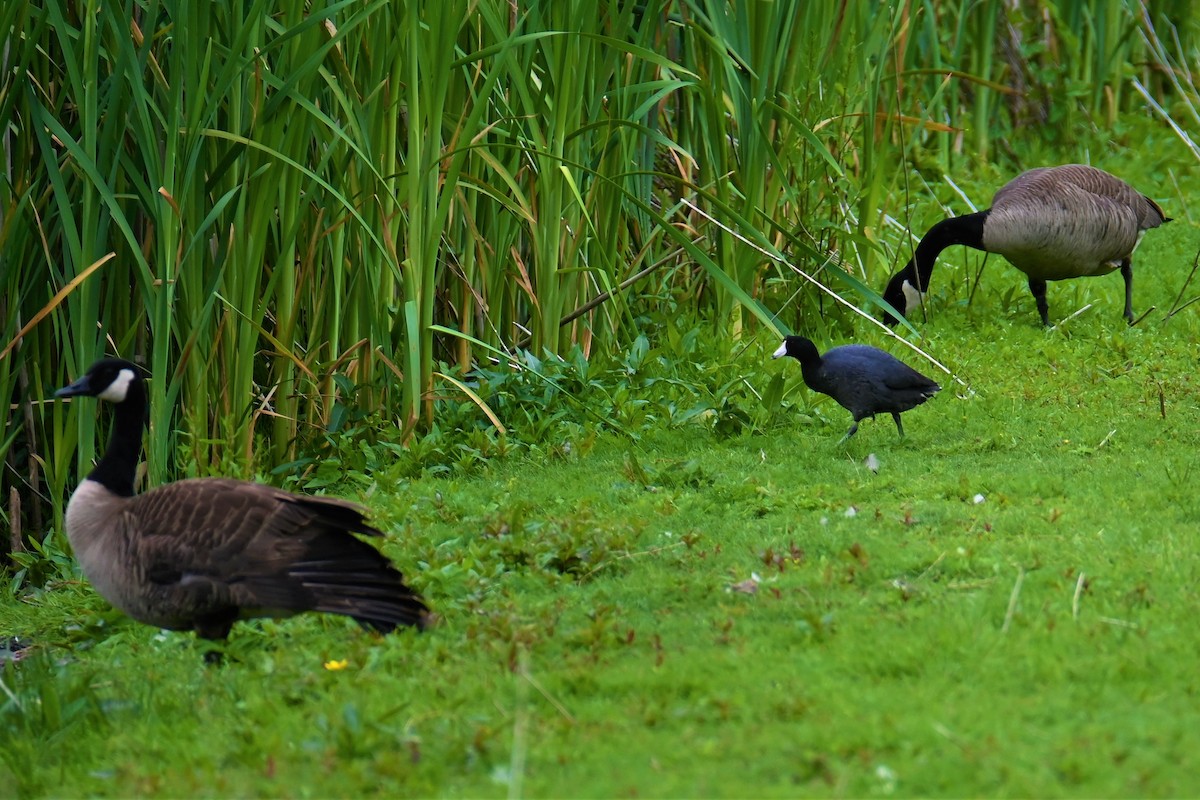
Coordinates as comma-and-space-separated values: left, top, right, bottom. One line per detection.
323, 659, 349, 671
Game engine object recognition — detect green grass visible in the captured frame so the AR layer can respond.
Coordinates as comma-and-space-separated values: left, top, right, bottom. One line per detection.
4, 240, 1200, 796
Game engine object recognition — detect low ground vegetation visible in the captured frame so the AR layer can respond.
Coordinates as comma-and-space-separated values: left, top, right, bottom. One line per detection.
3, 208, 1199, 795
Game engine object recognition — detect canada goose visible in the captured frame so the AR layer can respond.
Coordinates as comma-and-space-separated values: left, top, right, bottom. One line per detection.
54, 358, 429, 647
772, 336, 941, 442
882, 165, 1170, 326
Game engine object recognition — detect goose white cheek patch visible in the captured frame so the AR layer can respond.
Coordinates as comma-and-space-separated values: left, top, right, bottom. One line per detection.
98, 368, 137, 402
901, 280, 925, 315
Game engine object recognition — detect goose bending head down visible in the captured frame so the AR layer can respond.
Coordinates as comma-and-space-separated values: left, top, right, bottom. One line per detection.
882, 165, 1170, 326
54, 358, 429, 646
772, 336, 941, 443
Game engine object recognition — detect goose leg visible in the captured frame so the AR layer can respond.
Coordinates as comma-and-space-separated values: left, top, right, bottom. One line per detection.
193, 614, 237, 665
891, 412, 905, 439
1028, 278, 1050, 326
194, 612, 236, 642
1120, 259, 1134, 324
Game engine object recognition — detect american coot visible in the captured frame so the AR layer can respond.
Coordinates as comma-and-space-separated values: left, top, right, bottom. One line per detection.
882, 165, 1169, 326
54, 358, 429, 646
772, 337, 941, 442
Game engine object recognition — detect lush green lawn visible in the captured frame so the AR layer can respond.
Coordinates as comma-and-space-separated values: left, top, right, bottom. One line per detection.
4, 190, 1200, 797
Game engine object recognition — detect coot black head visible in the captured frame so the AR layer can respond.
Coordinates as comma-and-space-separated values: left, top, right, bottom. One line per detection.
772, 336, 820, 364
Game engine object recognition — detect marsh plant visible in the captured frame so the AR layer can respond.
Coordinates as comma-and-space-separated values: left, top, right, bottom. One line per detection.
1, 1, 1196, 549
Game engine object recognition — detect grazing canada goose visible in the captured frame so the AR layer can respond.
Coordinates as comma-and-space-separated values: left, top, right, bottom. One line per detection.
882, 164, 1170, 326
54, 358, 428, 647
772, 336, 941, 442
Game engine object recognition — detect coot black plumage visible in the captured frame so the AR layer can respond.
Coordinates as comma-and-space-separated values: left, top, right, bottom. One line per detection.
772, 336, 941, 442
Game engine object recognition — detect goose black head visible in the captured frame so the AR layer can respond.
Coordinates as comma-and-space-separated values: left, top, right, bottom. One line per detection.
56, 359, 147, 404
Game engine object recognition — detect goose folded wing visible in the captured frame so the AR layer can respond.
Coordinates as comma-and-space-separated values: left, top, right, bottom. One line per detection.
125, 481, 346, 618
127, 479, 426, 633
127, 505, 316, 627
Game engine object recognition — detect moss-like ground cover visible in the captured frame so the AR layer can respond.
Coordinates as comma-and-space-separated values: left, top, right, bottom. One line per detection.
4, 187, 1199, 798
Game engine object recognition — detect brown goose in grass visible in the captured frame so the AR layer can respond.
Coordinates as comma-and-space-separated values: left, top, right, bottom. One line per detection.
882, 164, 1170, 326
55, 358, 429, 646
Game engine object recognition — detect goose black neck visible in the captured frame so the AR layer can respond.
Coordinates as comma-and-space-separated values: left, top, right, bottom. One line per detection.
90, 380, 147, 498
909, 211, 988, 287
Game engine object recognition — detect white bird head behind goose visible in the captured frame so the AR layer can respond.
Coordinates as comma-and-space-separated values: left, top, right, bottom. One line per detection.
55, 357, 429, 650
882, 165, 1170, 326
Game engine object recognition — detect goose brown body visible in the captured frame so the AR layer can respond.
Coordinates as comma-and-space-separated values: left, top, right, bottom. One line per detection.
883, 165, 1169, 326
56, 358, 428, 642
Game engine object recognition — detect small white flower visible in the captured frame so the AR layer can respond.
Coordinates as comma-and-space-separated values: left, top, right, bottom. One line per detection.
875, 763, 897, 794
